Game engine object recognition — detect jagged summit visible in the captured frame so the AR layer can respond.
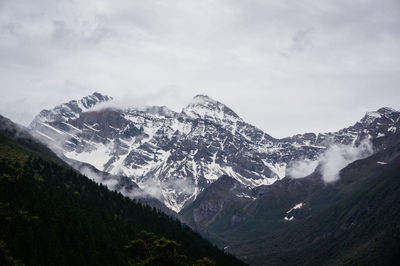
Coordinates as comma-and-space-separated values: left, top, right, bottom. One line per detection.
285, 106, 400, 147
182, 94, 242, 123
30, 92, 113, 126
190, 94, 218, 104
28, 91, 400, 212
377, 107, 397, 115
360, 106, 399, 126
29, 92, 284, 211
88, 92, 113, 105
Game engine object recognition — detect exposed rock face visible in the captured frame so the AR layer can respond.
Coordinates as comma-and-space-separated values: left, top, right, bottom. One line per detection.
30, 93, 400, 212
281, 107, 400, 147
193, 201, 221, 224
184, 175, 254, 228
182, 136, 400, 266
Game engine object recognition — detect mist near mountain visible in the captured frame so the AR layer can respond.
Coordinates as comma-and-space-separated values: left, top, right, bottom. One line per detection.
287, 138, 373, 182
2, 0, 400, 139
3, 92, 400, 265
286, 159, 319, 179
29, 92, 400, 212
180, 130, 400, 265
319, 138, 373, 182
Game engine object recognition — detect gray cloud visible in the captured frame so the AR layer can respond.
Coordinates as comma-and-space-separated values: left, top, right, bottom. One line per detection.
287, 139, 373, 182
1, 0, 400, 137
292, 28, 314, 52
286, 159, 319, 179
319, 139, 373, 183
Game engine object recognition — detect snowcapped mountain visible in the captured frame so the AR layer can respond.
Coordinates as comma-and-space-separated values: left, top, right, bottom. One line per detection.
181, 133, 400, 265
29, 92, 400, 212
182, 95, 242, 124
31, 92, 112, 124
282, 107, 400, 147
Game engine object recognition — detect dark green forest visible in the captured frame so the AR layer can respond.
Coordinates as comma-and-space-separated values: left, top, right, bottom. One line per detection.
0, 132, 245, 266
180, 136, 400, 265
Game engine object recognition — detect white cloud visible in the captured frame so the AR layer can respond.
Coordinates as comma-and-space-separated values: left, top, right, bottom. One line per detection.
1, 0, 400, 137
319, 139, 373, 182
286, 159, 319, 179
287, 139, 374, 182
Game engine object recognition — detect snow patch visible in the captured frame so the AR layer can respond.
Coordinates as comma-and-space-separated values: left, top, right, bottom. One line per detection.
65, 142, 111, 171
35, 131, 55, 142
287, 202, 304, 214
362, 111, 381, 125
284, 216, 294, 221
235, 192, 256, 200
388, 126, 397, 133
264, 161, 287, 179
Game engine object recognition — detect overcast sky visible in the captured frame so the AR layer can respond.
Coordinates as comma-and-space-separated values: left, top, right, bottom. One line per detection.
1, 0, 399, 138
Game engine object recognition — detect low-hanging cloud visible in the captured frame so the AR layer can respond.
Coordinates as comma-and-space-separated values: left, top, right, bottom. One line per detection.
287, 139, 374, 182
78, 164, 156, 200
79, 165, 118, 189
137, 176, 164, 201
319, 139, 373, 182
137, 175, 196, 201
286, 159, 319, 179
89, 87, 183, 114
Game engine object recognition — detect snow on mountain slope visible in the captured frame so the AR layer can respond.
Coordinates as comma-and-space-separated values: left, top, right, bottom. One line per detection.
183, 95, 242, 124
281, 107, 400, 148
29, 93, 400, 212
31, 92, 112, 124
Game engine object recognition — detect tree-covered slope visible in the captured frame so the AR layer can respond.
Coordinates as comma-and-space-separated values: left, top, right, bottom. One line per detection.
181, 135, 400, 265
0, 115, 245, 266
231, 145, 400, 265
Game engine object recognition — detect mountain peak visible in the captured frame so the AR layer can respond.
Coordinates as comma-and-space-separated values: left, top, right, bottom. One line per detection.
191, 94, 218, 104
182, 95, 242, 123
377, 107, 397, 115
360, 106, 398, 126
30, 92, 113, 126
80, 92, 113, 109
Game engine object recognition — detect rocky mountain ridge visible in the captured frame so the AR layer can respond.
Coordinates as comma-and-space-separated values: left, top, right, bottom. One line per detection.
181, 132, 400, 265
29, 92, 400, 212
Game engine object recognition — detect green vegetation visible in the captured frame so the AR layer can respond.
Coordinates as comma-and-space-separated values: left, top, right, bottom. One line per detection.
0, 131, 245, 266
260, 155, 400, 265
125, 230, 187, 265
181, 145, 400, 265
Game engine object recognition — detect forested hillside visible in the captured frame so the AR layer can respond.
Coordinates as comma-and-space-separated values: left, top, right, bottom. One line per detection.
0, 117, 245, 266
181, 134, 400, 265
